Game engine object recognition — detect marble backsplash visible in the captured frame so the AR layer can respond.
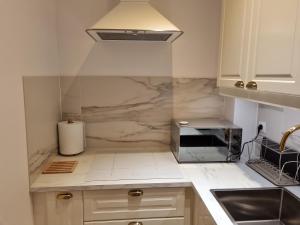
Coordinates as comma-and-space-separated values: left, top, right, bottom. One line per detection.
61, 76, 224, 150
172, 78, 225, 119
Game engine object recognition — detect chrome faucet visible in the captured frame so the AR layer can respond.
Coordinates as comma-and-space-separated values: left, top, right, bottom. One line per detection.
279, 124, 300, 152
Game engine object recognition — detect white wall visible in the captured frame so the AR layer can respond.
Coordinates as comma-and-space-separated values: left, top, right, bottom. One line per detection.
0, 0, 59, 224
224, 97, 259, 160
151, 0, 221, 78
258, 104, 300, 151
23, 77, 61, 184
224, 97, 259, 144
225, 96, 300, 157
57, 0, 221, 77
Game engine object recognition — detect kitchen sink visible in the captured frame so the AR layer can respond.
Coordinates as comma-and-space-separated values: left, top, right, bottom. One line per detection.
211, 188, 300, 225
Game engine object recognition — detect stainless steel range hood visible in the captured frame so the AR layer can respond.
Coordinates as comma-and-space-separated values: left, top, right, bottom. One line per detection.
86, 0, 183, 43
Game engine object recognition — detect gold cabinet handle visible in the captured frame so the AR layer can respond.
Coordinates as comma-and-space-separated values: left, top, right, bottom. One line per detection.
246, 81, 258, 90
234, 81, 245, 88
56, 192, 73, 200
128, 222, 143, 225
128, 189, 143, 197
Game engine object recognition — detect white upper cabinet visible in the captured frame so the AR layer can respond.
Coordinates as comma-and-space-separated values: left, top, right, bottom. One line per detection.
248, 0, 300, 94
218, 0, 253, 88
218, 0, 300, 95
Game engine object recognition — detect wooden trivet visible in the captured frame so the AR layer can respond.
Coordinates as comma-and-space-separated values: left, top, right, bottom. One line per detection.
42, 161, 78, 174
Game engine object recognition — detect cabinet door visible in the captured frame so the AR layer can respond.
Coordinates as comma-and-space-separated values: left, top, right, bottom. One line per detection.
248, 0, 300, 94
83, 188, 185, 221
218, 0, 253, 88
193, 194, 216, 225
84, 218, 184, 225
32, 191, 83, 225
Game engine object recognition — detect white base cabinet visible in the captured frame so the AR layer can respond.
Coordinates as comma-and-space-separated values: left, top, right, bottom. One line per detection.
193, 194, 216, 225
32, 187, 216, 225
84, 218, 185, 225
32, 191, 83, 225
32, 188, 186, 225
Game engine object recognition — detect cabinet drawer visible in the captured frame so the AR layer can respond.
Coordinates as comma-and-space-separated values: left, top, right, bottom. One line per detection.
83, 188, 185, 221
84, 218, 184, 225
33, 191, 83, 225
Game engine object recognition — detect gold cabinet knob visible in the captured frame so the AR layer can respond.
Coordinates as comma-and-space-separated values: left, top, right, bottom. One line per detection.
56, 192, 73, 200
246, 81, 258, 90
234, 81, 245, 88
128, 189, 143, 197
128, 222, 143, 225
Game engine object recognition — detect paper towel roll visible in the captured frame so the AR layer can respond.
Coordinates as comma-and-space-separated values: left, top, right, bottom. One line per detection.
58, 121, 85, 156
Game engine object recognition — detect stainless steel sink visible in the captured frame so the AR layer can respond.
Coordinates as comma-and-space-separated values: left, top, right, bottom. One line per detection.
211, 188, 300, 225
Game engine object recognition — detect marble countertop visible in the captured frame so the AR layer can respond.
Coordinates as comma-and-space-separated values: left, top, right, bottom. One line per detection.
31, 151, 192, 191
30, 150, 300, 225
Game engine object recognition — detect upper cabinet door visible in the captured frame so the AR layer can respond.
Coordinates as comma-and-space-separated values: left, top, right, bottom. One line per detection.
248, 0, 300, 94
218, 0, 253, 88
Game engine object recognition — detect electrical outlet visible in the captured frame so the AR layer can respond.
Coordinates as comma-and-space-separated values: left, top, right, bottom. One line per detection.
258, 121, 267, 133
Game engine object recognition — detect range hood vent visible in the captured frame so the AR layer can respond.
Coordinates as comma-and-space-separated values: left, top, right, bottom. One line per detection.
97, 31, 173, 41
86, 0, 183, 43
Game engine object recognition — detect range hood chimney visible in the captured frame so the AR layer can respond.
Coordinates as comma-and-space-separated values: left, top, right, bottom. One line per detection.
86, 0, 183, 43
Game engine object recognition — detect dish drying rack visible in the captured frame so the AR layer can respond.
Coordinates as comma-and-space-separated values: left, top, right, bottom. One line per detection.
245, 135, 300, 186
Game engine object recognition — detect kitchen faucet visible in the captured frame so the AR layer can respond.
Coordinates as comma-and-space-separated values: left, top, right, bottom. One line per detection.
279, 124, 300, 152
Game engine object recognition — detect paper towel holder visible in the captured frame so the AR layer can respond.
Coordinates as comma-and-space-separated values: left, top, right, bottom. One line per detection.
58, 120, 85, 156
67, 119, 74, 124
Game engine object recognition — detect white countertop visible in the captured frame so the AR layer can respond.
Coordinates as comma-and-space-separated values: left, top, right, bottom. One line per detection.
30, 150, 300, 225
31, 151, 192, 191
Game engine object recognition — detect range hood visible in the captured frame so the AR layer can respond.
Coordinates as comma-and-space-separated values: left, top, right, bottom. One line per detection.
86, 0, 183, 43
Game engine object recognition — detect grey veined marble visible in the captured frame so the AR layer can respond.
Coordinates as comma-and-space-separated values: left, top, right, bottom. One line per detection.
81, 76, 172, 148
61, 76, 224, 150
172, 78, 224, 120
